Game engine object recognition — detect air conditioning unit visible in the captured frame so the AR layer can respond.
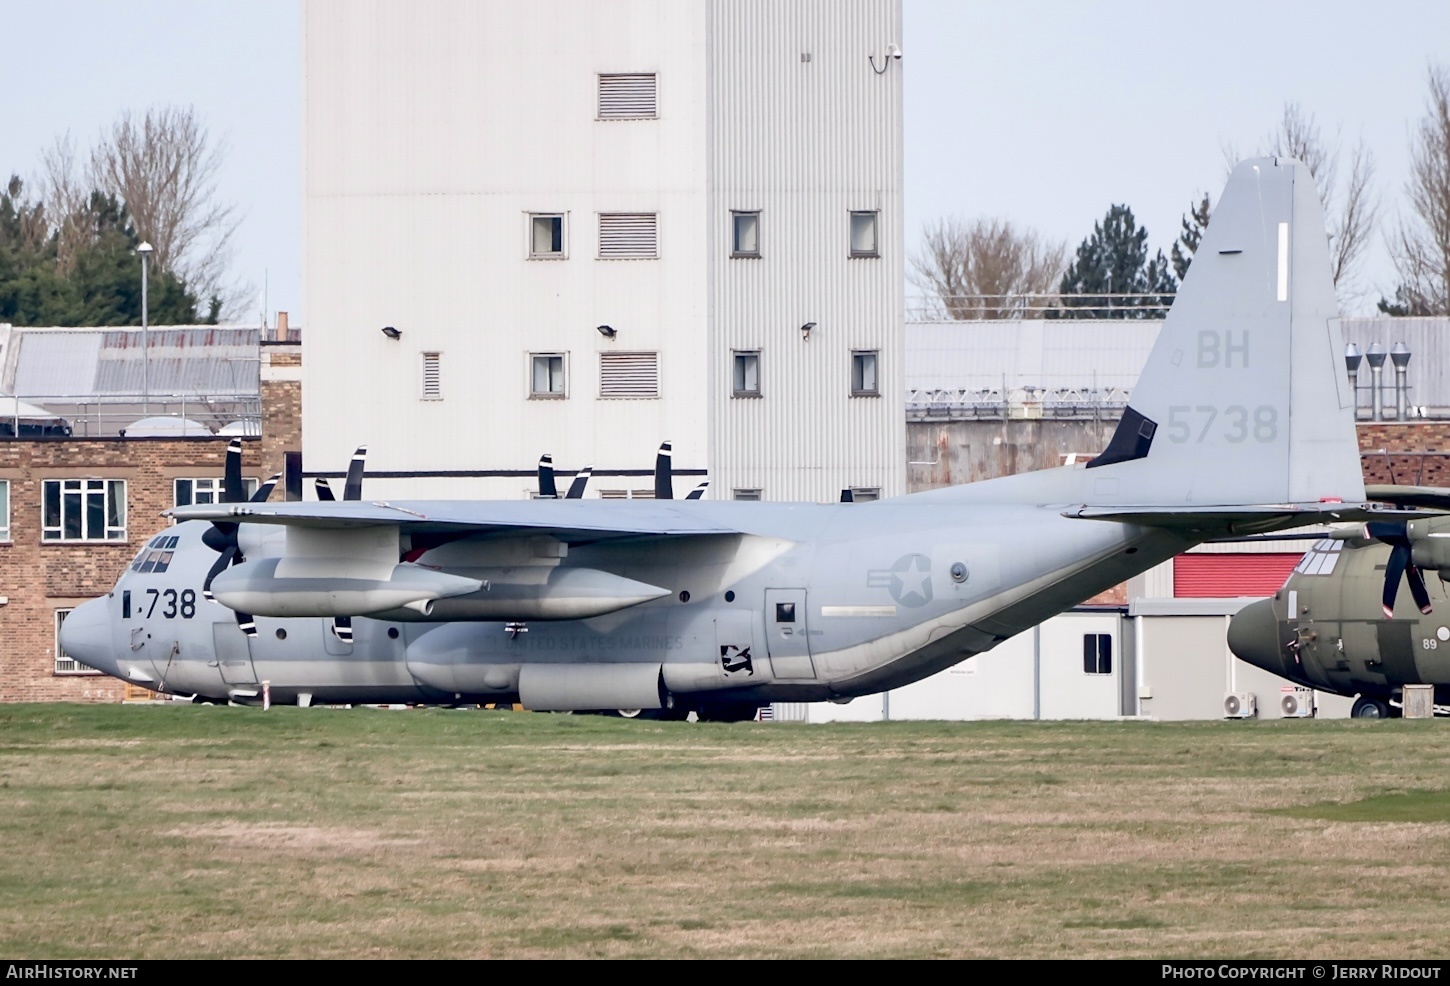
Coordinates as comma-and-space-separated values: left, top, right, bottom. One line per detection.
1280, 688, 1316, 718
1224, 692, 1257, 718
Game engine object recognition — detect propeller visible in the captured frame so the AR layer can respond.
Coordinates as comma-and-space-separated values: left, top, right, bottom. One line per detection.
686, 481, 709, 500
565, 465, 593, 499
1365, 520, 1433, 619
655, 442, 673, 499
201, 439, 258, 637
315, 478, 335, 501
538, 454, 559, 499
840, 489, 855, 503
330, 446, 368, 643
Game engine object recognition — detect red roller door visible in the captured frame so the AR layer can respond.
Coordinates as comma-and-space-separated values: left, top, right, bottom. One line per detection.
1173, 553, 1302, 597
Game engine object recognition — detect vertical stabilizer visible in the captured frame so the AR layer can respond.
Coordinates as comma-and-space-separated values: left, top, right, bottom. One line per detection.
1083, 157, 1363, 506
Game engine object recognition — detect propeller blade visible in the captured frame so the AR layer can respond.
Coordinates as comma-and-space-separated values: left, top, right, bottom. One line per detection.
1407, 564, 1434, 615
332, 616, 353, 643
566, 465, 593, 499
236, 611, 257, 638
201, 544, 237, 601
840, 489, 855, 503
251, 472, 281, 503
686, 481, 709, 500
315, 478, 336, 501
655, 442, 673, 499
538, 454, 558, 499
223, 438, 245, 503
1383, 542, 1411, 618
1364, 521, 1433, 619
343, 445, 367, 501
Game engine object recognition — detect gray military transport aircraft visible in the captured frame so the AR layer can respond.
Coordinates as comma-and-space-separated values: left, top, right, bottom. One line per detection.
1229, 485, 1450, 719
61, 158, 1390, 720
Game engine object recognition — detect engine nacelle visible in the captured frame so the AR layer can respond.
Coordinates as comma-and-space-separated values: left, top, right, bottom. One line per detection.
1408, 516, 1450, 572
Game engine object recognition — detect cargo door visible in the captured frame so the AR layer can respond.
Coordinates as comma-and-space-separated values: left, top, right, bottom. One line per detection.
765, 589, 815, 680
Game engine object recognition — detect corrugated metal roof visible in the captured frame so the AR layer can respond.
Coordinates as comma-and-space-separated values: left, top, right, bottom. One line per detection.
906, 317, 1450, 409
10, 326, 261, 399
905, 320, 1160, 393
1339, 317, 1450, 410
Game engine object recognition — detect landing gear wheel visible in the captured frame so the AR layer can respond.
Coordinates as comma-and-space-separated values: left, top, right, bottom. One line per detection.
1351, 696, 1392, 719
615, 709, 644, 719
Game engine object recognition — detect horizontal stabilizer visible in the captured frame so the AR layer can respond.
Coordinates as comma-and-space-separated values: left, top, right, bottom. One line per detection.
1365, 484, 1450, 512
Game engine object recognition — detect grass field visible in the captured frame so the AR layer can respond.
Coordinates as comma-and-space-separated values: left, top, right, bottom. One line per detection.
2, 704, 1449, 959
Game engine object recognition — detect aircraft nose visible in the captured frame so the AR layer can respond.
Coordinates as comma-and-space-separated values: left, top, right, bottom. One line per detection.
59, 597, 119, 678
1227, 598, 1284, 676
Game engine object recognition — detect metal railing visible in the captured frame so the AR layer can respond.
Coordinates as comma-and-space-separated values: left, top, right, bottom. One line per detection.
907, 385, 1131, 420
0, 393, 262, 439
907, 293, 1175, 321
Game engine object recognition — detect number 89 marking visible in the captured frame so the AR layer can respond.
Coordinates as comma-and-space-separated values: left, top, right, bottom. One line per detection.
1166, 405, 1278, 444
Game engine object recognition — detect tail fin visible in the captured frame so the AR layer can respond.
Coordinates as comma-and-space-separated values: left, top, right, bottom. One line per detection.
1083, 157, 1362, 507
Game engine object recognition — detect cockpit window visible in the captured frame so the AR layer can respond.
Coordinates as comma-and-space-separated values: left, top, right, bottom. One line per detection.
1293, 540, 1342, 577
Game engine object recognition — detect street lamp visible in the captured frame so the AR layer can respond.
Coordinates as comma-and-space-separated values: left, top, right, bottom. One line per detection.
137, 241, 153, 414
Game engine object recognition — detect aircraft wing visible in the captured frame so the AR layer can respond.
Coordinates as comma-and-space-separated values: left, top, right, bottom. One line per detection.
167, 499, 743, 543
1063, 501, 1421, 534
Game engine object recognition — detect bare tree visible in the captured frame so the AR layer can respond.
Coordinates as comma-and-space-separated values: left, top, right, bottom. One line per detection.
87, 105, 241, 315
1261, 103, 1379, 296
39, 134, 93, 274
1383, 64, 1450, 316
910, 217, 1067, 319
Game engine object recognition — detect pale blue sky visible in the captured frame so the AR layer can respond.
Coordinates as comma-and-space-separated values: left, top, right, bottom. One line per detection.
1, 1, 1446, 320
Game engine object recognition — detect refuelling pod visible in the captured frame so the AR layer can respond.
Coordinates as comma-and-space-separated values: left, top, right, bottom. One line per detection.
373, 566, 671, 622
210, 557, 482, 617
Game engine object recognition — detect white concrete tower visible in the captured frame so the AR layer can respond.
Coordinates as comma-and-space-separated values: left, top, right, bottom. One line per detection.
303, 0, 903, 501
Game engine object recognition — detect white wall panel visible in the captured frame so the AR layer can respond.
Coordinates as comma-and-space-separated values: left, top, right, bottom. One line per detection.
305, 0, 711, 492
708, 0, 905, 502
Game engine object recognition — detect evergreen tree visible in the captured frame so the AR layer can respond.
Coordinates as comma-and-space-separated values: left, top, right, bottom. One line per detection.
0, 175, 210, 326
1171, 194, 1211, 281
1052, 204, 1177, 319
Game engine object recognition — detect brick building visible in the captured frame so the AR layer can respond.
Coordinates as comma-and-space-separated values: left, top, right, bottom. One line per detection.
0, 325, 299, 702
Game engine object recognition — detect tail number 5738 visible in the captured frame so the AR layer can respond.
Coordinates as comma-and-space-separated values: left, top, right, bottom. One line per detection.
1166, 405, 1278, 444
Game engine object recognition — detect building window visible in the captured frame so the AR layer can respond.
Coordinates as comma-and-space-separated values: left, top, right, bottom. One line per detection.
0, 479, 9, 541
55, 609, 100, 675
600, 351, 659, 399
422, 352, 442, 400
849, 487, 881, 502
529, 214, 566, 258
849, 210, 879, 257
599, 213, 658, 259
175, 477, 258, 507
42, 479, 125, 542
733, 489, 762, 501
1083, 633, 1113, 675
732, 351, 761, 397
531, 353, 567, 398
598, 489, 656, 500
598, 73, 657, 120
731, 211, 760, 257
851, 351, 880, 396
